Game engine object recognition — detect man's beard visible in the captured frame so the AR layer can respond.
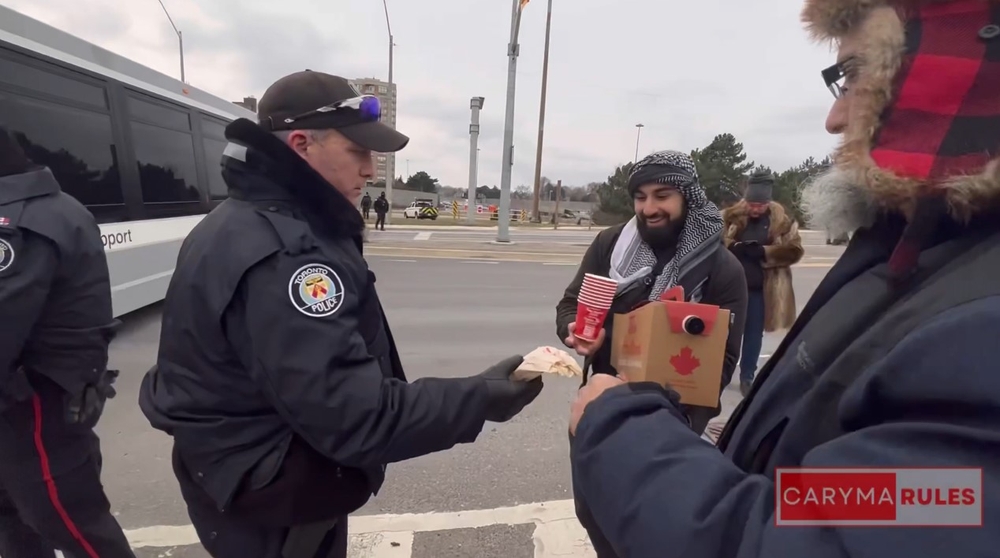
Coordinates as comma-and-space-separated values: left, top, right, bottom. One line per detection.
637, 212, 686, 249
800, 166, 878, 238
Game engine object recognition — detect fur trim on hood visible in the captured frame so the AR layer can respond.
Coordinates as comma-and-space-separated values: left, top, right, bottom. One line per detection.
801, 0, 1000, 225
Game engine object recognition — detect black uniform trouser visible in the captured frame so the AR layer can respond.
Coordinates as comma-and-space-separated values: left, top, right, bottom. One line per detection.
173, 440, 355, 558
362, 208, 370, 219
374, 212, 386, 230
0, 374, 134, 558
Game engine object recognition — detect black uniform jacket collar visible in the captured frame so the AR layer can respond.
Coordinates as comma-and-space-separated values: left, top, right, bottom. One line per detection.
0, 167, 60, 205
222, 118, 365, 240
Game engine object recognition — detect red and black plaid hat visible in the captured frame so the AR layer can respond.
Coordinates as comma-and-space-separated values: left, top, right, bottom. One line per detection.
872, 1, 1000, 182
803, 0, 1000, 283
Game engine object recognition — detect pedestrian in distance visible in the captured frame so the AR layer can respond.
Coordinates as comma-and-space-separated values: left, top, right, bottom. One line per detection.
360, 191, 372, 220
373, 191, 388, 230
0, 127, 135, 558
722, 171, 804, 396
139, 70, 543, 558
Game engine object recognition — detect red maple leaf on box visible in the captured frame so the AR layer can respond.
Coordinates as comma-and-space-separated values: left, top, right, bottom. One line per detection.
670, 347, 700, 376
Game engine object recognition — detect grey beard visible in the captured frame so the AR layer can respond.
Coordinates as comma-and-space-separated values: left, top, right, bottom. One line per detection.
799, 166, 878, 238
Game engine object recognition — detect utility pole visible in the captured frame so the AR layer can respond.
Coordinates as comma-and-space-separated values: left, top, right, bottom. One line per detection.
497, 0, 528, 243
155, 0, 185, 83
382, 0, 395, 224
530, 0, 554, 223
468, 97, 485, 224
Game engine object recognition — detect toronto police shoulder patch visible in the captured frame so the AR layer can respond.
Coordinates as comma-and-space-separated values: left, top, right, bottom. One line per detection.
0, 237, 15, 273
287, 263, 345, 317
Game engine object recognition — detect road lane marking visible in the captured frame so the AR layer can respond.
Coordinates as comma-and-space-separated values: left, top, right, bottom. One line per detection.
350, 531, 414, 558
413, 232, 433, 241
124, 499, 588, 552
461, 260, 499, 265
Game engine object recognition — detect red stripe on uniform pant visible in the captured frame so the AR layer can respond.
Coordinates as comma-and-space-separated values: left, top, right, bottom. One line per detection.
31, 395, 102, 558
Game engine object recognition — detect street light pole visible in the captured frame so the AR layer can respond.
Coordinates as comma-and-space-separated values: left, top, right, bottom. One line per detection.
468, 97, 484, 224
530, 0, 554, 223
382, 0, 395, 224
497, 0, 527, 243
156, 0, 185, 83
634, 123, 644, 162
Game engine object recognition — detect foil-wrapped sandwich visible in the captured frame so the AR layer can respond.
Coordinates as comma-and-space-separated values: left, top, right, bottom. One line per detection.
512, 346, 583, 381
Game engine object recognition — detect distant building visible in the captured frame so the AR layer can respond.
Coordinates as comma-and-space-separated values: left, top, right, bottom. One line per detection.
232, 96, 257, 113
348, 77, 397, 185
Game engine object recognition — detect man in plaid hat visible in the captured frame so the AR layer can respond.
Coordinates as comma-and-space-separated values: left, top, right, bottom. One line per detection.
567, 1, 1000, 555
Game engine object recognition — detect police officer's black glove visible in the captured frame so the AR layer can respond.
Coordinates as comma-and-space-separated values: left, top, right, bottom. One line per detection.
477, 355, 544, 423
66, 369, 119, 427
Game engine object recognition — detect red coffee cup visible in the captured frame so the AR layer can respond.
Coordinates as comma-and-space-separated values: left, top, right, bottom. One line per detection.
573, 300, 609, 342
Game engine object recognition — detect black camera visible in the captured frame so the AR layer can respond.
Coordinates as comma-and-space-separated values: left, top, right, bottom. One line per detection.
682, 315, 706, 335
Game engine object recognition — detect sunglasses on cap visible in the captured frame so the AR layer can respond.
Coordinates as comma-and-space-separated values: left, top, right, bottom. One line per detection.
282, 95, 382, 126
822, 56, 856, 99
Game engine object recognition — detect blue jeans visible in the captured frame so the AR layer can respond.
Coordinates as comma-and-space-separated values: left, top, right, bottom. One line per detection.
740, 290, 766, 383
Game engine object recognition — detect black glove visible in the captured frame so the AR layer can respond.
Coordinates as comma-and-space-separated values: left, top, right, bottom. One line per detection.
477, 355, 543, 422
66, 369, 119, 427
744, 242, 766, 261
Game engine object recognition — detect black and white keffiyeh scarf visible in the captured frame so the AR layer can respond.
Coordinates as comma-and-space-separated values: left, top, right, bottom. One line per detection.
609, 150, 723, 302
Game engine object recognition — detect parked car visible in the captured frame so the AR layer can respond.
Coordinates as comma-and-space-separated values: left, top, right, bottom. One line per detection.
403, 200, 439, 220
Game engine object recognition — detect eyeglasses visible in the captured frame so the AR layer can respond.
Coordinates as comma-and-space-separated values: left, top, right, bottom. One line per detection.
282, 95, 382, 125
822, 57, 855, 99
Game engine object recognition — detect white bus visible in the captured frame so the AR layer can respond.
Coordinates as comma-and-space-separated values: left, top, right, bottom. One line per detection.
0, 5, 256, 317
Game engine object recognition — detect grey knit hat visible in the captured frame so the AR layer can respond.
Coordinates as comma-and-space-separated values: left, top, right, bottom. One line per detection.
745, 172, 774, 203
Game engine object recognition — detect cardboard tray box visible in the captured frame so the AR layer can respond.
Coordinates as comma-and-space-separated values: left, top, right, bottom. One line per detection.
611, 287, 730, 407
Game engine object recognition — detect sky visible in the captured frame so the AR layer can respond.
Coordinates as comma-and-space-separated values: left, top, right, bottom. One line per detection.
3, 0, 842, 190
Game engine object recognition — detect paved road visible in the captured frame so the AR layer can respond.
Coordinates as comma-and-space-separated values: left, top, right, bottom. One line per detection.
89, 231, 840, 558
369, 228, 601, 245
362, 227, 846, 265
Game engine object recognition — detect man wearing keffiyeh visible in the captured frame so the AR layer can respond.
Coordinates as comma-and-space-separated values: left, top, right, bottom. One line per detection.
566, 2, 1000, 557
556, 150, 748, 558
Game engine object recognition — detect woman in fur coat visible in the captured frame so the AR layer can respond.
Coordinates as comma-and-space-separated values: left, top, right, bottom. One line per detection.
722, 174, 804, 395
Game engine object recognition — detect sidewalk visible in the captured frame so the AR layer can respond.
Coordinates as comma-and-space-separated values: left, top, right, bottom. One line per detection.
369, 223, 606, 232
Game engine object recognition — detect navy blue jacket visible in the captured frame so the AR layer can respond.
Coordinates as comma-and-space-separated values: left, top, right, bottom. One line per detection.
571, 219, 1000, 558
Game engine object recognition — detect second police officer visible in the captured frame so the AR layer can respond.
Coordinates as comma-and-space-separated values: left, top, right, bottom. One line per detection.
139, 70, 544, 558
0, 128, 134, 558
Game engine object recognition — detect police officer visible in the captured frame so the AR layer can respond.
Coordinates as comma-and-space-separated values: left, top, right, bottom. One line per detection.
139, 70, 544, 558
0, 129, 134, 557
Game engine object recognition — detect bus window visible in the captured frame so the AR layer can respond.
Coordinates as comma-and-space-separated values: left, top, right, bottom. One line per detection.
128, 95, 190, 131
202, 137, 228, 198
0, 91, 125, 222
130, 120, 201, 205
0, 54, 107, 109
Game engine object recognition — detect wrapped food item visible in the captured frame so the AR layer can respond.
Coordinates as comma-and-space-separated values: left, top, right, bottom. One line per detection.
513, 346, 583, 381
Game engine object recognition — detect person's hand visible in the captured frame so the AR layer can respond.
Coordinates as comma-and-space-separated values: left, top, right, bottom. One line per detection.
477, 355, 544, 423
745, 242, 766, 261
564, 322, 606, 357
569, 373, 626, 436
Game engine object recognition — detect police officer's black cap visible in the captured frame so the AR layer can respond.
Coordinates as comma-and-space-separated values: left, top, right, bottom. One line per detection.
257, 70, 409, 153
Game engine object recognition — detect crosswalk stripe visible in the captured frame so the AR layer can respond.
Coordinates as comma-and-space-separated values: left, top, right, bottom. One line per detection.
124, 499, 590, 554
